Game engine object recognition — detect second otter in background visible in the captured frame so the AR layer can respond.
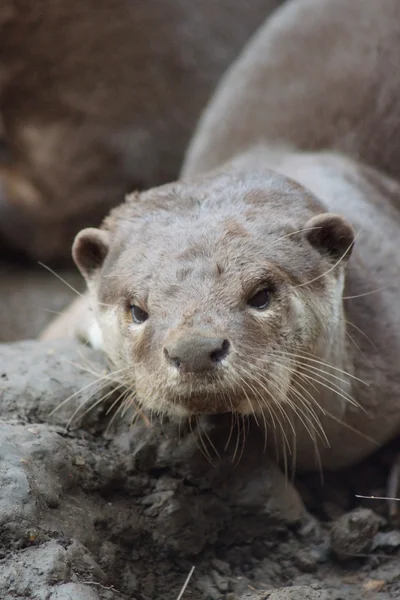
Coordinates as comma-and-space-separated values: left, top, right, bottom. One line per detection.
0, 0, 282, 262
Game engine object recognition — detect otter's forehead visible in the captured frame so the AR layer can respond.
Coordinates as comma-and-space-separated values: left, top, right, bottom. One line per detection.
110, 170, 320, 237
102, 170, 323, 298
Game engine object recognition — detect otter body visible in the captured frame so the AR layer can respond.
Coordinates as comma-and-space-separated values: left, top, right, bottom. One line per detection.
43, 0, 400, 470
183, 0, 400, 181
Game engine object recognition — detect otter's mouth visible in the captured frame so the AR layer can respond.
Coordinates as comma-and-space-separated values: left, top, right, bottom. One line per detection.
163, 374, 244, 414
172, 390, 237, 414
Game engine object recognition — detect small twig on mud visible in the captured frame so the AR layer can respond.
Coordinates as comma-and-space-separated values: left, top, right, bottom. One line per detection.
81, 580, 123, 595
176, 566, 196, 600
355, 494, 400, 502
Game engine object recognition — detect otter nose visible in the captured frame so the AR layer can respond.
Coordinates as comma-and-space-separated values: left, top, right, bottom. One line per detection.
164, 335, 230, 373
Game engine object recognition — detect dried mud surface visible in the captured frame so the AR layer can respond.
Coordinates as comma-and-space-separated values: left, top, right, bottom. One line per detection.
1, 338, 400, 600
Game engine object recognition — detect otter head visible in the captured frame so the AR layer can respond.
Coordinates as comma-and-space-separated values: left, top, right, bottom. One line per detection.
72, 170, 354, 421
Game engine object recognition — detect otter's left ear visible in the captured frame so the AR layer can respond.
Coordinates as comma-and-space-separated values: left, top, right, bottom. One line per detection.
72, 227, 110, 280
304, 213, 355, 262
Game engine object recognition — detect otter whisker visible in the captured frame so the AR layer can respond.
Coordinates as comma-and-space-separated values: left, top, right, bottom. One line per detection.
224, 411, 236, 453
285, 363, 358, 409
235, 414, 250, 466
236, 363, 278, 429
266, 358, 377, 444
242, 360, 330, 474
197, 419, 216, 465
265, 351, 366, 410
251, 358, 329, 436
221, 369, 246, 450
229, 412, 238, 463
238, 378, 268, 451
318, 408, 378, 446
267, 371, 316, 442
267, 349, 369, 386
232, 412, 243, 464
271, 226, 324, 245
50, 362, 133, 424
106, 388, 127, 417
49, 376, 111, 417
130, 404, 147, 428
189, 416, 214, 465
214, 377, 239, 453
291, 368, 362, 410
197, 417, 221, 460
34, 306, 64, 317
66, 382, 126, 429
106, 394, 130, 431
120, 393, 139, 425
291, 378, 327, 477
277, 407, 290, 480
239, 381, 260, 426
217, 372, 232, 413
270, 373, 327, 446
290, 428, 297, 482
288, 385, 325, 482
344, 319, 376, 348
234, 363, 295, 466
121, 391, 138, 418
251, 371, 296, 439
343, 285, 388, 300
37, 261, 84, 297
345, 330, 362, 354
270, 357, 360, 408
247, 374, 294, 472
290, 349, 368, 385
65, 359, 131, 383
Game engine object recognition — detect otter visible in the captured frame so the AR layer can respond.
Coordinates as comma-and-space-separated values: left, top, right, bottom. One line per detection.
0, 0, 282, 263
42, 0, 400, 473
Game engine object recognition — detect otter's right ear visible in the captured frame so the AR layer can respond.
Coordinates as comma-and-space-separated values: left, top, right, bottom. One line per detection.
304, 213, 355, 263
72, 228, 110, 280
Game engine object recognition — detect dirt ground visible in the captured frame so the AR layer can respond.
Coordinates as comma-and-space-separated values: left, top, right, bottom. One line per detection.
1, 271, 400, 600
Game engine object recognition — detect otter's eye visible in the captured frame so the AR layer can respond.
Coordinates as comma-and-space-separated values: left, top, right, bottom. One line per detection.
248, 288, 271, 310
130, 304, 149, 324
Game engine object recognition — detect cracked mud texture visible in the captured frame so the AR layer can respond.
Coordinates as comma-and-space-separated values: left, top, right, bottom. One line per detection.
1, 339, 400, 600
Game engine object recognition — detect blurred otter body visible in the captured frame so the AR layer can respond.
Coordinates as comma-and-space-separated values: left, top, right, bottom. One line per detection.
0, 0, 281, 263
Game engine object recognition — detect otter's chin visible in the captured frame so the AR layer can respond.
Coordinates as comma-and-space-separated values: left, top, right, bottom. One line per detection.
168, 388, 243, 415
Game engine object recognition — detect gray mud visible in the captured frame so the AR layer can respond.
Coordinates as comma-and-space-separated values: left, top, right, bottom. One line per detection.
1, 340, 400, 600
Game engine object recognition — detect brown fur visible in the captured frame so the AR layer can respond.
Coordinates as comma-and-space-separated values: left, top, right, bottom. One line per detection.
42, 0, 400, 471
0, 0, 282, 263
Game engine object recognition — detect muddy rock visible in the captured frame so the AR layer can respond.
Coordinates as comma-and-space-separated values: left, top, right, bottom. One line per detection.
1, 339, 400, 599
330, 508, 382, 560
0, 340, 310, 599
266, 587, 328, 599
49, 585, 103, 600
237, 587, 328, 600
